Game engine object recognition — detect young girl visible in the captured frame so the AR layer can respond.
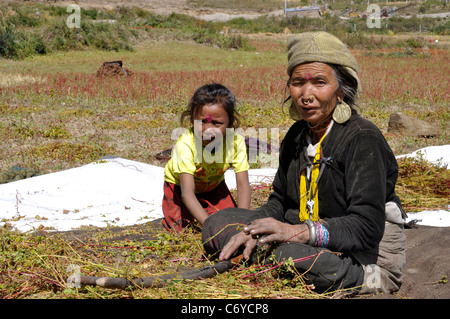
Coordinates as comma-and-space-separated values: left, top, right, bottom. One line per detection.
162, 83, 251, 232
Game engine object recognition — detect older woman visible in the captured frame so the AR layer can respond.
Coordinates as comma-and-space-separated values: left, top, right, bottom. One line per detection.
201, 32, 406, 294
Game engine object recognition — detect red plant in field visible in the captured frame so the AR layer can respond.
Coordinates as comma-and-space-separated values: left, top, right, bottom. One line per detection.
14, 66, 286, 106
1, 50, 447, 108
358, 51, 448, 104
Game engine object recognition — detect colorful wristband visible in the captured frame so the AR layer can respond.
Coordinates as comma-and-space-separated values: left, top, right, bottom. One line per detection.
314, 222, 329, 247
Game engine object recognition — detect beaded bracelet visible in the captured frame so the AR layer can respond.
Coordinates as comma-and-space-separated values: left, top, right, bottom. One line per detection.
314, 222, 329, 247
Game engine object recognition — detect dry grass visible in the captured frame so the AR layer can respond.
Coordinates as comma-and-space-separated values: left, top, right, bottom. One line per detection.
0, 73, 45, 88
396, 156, 449, 212
0, 214, 326, 299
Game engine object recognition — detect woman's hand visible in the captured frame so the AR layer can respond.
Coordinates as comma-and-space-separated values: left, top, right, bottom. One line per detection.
219, 231, 258, 261
243, 217, 309, 245
219, 217, 310, 261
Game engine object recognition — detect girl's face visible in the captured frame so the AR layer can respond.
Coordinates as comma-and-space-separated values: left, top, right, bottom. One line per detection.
289, 62, 342, 125
194, 103, 230, 147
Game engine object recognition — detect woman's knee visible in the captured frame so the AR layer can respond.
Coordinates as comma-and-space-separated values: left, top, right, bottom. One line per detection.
202, 207, 252, 255
270, 242, 364, 291
203, 207, 251, 232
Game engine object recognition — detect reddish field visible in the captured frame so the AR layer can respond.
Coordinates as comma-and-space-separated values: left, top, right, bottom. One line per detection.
0, 47, 448, 174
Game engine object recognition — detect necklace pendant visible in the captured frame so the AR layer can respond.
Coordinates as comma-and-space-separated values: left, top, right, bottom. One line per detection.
306, 199, 314, 217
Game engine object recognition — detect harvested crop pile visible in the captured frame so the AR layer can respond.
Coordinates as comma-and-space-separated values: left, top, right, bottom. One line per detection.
396, 156, 449, 211
96, 61, 132, 77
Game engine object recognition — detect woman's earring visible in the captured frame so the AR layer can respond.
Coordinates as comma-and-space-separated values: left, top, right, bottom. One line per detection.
289, 101, 303, 121
332, 100, 352, 124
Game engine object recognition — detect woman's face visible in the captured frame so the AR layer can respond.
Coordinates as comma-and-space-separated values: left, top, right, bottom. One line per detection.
289, 62, 342, 125
194, 103, 230, 147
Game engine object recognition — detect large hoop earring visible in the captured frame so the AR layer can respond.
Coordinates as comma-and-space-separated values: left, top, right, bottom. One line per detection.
332, 100, 352, 124
289, 101, 303, 121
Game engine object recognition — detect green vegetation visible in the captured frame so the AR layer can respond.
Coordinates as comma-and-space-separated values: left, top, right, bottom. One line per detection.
188, 0, 291, 11
0, 3, 255, 60
1, 1, 448, 59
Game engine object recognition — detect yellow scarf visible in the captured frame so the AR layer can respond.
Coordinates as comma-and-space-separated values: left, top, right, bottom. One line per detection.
299, 133, 326, 222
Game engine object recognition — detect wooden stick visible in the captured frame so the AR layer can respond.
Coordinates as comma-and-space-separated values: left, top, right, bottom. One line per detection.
77, 257, 238, 289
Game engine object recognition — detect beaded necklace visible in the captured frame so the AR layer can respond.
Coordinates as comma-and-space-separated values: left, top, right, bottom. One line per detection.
307, 115, 332, 133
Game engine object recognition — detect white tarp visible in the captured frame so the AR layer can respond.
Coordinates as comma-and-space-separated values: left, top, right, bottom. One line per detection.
0, 145, 448, 232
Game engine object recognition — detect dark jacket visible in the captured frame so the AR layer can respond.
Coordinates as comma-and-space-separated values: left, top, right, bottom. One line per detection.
246, 111, 403, 254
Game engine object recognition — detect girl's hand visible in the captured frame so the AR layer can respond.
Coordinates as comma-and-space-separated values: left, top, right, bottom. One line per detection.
180, 173, 209, 224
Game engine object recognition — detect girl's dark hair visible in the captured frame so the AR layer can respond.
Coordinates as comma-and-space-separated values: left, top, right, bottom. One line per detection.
181, 83, 240, 127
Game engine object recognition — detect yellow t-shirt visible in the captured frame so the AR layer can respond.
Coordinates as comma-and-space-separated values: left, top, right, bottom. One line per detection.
164, 128, 249, 193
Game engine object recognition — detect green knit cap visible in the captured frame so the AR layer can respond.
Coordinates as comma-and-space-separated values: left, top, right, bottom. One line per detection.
287, 31, 361, 94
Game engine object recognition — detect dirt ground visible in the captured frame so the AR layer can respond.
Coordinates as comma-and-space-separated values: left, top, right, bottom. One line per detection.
56, 221, 450, 299
52, 0, 221, 16
365, 225, 450, 299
